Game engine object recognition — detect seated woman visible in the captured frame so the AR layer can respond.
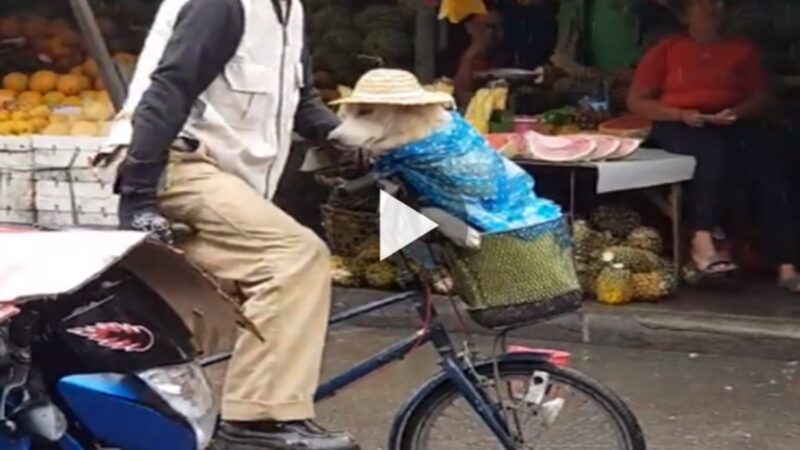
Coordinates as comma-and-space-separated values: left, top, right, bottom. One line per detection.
628, 0, 800, 289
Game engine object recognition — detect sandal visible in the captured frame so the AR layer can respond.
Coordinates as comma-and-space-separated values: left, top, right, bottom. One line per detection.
779, 276, 800, 293
692, 254, 737, 277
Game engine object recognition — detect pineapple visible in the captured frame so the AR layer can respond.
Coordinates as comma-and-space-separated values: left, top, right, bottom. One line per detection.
657, 257, 679, 296
331, 256, 363, 287
626, 226, 663, 254
573, 219, 617, 262
576, 259, 606, 296
364, 261, 398, 289
631, 272, 668, 301
591, 204, 642, 238
356, 237, 381, 263
595, 263, 633, 305
601, 246, 660, 273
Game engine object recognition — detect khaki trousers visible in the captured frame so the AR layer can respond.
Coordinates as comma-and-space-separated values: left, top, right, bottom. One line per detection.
158, 150, 331, 421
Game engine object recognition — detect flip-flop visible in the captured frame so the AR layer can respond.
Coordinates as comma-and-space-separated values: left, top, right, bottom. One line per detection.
692, 254, 737, 277
779, 276, 800, 293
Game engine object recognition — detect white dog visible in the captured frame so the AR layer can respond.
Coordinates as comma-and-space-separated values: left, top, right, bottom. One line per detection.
329, 102, 483, 250
325, 69, 562, 253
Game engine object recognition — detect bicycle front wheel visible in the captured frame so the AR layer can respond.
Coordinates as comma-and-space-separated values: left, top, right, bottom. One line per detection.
396, 359, 646, 450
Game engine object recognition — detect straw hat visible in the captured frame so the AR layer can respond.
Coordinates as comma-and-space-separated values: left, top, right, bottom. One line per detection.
330, 68, 455, 107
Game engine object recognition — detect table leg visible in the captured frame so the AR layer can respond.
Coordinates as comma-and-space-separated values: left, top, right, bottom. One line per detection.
670, 183, 682, 281
569, 169, 576, 223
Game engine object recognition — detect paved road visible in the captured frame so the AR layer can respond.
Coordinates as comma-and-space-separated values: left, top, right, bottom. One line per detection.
210, 326, 800, 450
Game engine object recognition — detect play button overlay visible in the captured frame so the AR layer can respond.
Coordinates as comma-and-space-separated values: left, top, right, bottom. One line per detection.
379, 190, 438, 261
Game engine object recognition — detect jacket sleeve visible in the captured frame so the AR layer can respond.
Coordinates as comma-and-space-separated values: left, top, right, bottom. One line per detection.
293, 41, 341, 145
116, 0, 245, 197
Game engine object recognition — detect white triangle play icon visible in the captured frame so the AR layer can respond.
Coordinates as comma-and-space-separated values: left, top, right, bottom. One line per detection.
379, 190, 438, 261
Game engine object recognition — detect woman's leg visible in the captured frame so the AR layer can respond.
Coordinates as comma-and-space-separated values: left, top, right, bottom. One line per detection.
650, 122, 735, 272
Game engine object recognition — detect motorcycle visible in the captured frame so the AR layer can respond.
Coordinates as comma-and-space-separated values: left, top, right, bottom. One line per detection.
0, 225, 255, 450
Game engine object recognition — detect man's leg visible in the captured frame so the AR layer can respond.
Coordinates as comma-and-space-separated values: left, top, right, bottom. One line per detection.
158, 153, 358, 449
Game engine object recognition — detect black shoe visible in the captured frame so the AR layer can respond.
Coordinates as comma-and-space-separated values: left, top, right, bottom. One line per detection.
215, 420, 360, 450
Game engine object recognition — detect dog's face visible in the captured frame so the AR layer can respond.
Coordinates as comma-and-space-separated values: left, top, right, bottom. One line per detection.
328, 103, 449, 157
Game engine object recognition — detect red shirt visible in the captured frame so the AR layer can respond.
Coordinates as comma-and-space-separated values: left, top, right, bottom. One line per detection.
631, 35, 767, 113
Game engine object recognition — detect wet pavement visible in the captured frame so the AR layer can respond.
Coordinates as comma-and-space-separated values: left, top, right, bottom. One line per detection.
209, 326, 800, 450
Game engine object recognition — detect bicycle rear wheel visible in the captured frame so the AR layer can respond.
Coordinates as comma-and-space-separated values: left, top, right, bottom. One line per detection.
396, 359, 646, 450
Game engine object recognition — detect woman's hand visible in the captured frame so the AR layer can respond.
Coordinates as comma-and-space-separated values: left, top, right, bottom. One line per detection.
681, 110, 705, 127
708, 109, 737, 126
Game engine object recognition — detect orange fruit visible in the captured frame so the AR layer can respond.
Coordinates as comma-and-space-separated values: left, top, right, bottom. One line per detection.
63, 96, 82, 107
16, 91, 42, 106
82, 58, 99, 80
10, 120, 33, 135
43, 91, 66, 106
30, 117, 48, 132
78, 75, 91, 91
0, 89, 15, 102
29, 70, 58, 93
28, 104, 50, 119
2, 73, 28, 92
70, 120, 100, 136
10, 110, 29, 121
56, 74, 83, 96
41, 122, 70, 135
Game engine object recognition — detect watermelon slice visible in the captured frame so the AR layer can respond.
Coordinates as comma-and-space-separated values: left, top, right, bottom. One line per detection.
523, 131, 597, 162
609, 138, 642, 160
583, 134, 621, 161
524, 130, 575, 149
599, 115, 652, 139
485, 133, 523, 157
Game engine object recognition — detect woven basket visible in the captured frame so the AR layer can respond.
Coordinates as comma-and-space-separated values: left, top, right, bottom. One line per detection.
442, 218, 583, 329
321, 204, 379, 257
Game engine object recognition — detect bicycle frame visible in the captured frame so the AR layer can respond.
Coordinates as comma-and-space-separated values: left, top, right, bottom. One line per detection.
202, 288, 521, 449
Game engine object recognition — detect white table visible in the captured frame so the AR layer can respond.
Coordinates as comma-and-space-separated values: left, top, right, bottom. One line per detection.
515, 149, 697, 278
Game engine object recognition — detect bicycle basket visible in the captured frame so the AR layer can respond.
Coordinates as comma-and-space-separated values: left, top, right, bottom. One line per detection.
442, 218, 583, 329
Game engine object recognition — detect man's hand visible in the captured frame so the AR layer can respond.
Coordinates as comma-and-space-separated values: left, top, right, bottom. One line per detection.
118, 195, 175, 244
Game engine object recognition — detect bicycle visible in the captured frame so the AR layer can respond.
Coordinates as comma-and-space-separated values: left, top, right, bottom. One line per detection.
201, 175, 647, 450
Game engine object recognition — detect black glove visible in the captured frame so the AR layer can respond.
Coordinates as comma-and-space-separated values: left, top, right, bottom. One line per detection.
118, 194, 175, 245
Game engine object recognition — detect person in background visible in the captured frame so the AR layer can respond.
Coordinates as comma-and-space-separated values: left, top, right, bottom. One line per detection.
453, 9, 511, 107
627, 0, 800, 290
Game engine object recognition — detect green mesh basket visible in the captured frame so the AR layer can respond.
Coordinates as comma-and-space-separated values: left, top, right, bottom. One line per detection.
442, 218, 583, 329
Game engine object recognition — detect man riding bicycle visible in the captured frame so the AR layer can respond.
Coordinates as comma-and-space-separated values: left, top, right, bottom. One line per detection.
101, 0, 357, 449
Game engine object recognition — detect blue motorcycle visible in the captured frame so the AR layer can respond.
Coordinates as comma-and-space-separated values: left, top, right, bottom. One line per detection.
0, 227, 246, 450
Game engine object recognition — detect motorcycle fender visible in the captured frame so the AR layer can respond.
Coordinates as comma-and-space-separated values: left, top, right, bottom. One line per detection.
387, 353, 551, 449
119, 239, 260, 355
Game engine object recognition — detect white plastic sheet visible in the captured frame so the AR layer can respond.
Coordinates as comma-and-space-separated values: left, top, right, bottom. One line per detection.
0, 230, 147, 302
